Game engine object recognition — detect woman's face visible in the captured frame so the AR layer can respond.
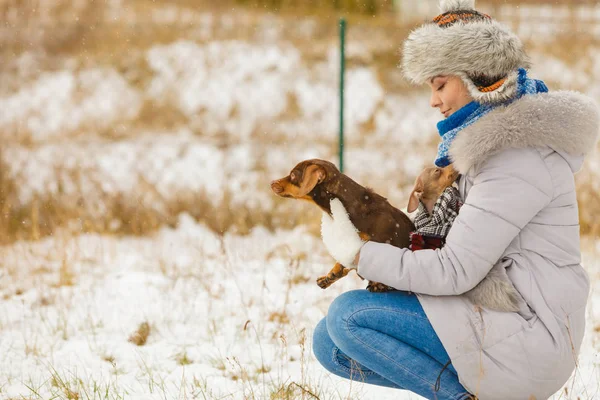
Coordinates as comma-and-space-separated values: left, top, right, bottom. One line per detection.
427, 75, 473, 118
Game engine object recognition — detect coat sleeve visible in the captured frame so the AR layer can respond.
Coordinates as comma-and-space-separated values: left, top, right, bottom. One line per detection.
357, 148, 553, 296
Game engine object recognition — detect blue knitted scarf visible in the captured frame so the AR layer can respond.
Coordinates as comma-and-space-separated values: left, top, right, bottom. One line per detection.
434, 69, 549, 167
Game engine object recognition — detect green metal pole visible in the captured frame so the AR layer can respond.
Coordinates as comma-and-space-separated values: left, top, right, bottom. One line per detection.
339, 18, 346, 173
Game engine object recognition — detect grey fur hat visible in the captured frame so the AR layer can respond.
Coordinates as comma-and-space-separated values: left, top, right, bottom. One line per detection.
402, 0, 531, 104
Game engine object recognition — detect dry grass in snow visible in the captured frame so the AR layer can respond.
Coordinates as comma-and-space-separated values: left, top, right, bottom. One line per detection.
1, 221, 600, 399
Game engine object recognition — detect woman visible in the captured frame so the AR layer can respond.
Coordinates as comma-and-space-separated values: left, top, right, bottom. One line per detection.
312, 1, 600, 399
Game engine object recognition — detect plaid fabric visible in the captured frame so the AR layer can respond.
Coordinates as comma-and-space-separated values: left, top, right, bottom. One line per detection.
412, 186, 462, 240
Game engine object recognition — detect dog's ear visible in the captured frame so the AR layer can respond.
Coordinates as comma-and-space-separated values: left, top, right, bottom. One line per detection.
407, 176, 424, 213
297, 164, 326, 197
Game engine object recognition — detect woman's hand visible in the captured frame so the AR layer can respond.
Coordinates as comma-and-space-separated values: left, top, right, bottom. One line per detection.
321, 198, 366, 269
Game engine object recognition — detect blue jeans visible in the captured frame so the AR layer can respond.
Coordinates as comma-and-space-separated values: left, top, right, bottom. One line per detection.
313, 290, 473, 400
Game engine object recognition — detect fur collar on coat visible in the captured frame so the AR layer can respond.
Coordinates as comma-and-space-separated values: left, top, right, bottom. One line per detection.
449, 91, 600, 174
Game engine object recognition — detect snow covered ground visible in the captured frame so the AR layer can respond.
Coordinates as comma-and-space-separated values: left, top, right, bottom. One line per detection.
0, 216, 415, 399
1, 219, 600, 399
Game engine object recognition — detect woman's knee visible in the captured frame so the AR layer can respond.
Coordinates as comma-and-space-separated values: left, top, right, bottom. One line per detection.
326, 290, 371, 344
327, 290, 367, 322
312, 318, 336, 372
313, 317, 364, 378
326, 289, 423, 345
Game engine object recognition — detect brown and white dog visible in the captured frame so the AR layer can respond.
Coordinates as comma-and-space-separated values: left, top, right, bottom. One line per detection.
271, 158, 414, 292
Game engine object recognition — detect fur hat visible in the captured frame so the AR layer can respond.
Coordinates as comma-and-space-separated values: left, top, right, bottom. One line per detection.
402, 0, 531, 104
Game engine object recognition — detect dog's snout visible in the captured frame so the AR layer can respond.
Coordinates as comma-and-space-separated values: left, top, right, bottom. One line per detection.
271, 181, 284, 194
450, 169, 459, 181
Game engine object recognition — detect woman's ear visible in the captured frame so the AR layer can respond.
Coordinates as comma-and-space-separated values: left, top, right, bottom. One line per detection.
407, 176, 424, 213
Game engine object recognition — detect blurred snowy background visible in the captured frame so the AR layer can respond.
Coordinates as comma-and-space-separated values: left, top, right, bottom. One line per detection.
1, 0, 600, 399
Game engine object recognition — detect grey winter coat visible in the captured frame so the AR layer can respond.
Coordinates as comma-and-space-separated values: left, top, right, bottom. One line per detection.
357, 91, 600, 400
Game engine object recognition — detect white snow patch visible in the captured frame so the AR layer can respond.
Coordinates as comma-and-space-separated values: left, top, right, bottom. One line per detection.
0, 68, 142, 142
1, 221, 599, 399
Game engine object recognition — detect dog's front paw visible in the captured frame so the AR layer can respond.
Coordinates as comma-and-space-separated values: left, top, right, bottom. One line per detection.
316, 275, 333, 289
366, 281, 395, 293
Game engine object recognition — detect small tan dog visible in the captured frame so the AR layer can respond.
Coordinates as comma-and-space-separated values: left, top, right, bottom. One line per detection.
407, 166, 459, 214
407, 165, 521, 312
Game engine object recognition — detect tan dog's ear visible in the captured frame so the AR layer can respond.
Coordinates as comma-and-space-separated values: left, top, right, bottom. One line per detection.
297, 164, 326, 197
407, 176, 424, 213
